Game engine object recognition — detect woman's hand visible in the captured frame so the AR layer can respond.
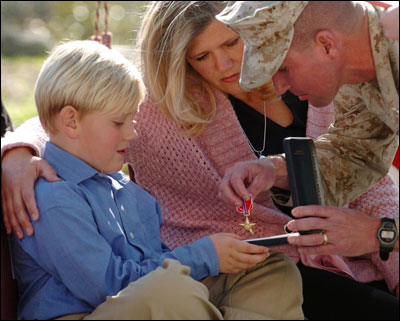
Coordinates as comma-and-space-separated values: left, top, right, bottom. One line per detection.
218, 156, 289, 207
1, 147, 59, 239
209, 233, 269, 274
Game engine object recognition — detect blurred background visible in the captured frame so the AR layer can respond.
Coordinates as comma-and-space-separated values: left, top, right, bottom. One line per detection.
1, 1, 148, 128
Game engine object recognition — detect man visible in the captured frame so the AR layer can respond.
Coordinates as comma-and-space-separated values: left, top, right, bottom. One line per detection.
216, 1, 399, 263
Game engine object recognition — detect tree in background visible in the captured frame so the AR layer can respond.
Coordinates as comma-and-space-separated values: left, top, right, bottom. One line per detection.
1, 1, 148, 56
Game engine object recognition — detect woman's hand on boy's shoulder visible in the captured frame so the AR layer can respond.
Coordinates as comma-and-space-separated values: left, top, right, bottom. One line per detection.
209, 233, 269, 274
1, 147, 59, 239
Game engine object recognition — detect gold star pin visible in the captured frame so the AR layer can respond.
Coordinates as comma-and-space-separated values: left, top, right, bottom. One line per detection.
240, 216, 256, 235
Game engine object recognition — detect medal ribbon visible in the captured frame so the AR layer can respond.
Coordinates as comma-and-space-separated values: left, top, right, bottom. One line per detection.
236, 197, 253, 215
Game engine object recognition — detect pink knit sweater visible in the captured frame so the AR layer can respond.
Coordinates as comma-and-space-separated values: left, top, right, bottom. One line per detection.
1, 91, 398, 292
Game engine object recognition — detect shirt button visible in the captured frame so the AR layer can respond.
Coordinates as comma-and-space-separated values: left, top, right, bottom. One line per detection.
121, 205, 125, 211
129, 232, 134, 239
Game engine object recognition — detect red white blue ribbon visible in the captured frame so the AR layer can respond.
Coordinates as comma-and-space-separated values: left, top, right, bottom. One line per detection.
236, 197, 253, 214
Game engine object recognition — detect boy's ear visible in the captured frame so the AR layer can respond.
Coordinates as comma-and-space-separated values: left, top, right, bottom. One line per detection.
58, 105, 80, 139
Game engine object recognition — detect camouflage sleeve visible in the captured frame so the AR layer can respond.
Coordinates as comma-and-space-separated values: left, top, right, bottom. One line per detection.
314, 84, 398, 207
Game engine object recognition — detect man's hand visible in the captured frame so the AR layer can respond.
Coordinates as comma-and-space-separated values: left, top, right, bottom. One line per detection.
1, 147, 59, 239
286, 205, 381, 257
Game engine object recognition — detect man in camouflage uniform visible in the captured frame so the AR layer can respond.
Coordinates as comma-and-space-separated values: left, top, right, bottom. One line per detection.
217, 2, 399, 260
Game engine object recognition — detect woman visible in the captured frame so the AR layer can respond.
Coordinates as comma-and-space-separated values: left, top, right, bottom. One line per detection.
1, 2, 398, 319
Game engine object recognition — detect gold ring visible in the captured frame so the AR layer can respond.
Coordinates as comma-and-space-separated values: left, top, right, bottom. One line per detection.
322, 231, 328, 246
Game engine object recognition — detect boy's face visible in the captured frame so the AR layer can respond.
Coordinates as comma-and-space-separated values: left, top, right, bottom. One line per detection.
77, 110, 137, 173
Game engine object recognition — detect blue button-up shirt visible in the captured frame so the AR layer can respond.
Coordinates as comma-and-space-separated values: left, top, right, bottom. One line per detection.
10, 142, 218, 320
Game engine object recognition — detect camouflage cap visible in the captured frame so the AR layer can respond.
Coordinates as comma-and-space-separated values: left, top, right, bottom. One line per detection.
216, 1, 308, 90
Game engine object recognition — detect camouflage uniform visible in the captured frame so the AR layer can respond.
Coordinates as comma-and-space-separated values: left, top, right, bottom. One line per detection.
217, 1, 399, 206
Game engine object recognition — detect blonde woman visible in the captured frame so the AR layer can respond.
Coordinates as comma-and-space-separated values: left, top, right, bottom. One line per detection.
1, 1, 399, 319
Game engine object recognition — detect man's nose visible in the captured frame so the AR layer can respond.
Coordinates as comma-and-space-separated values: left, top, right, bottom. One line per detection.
272, 73, 290, 95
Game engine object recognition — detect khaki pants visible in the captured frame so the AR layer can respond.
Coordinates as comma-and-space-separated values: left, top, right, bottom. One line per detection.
56, 251, 304, 320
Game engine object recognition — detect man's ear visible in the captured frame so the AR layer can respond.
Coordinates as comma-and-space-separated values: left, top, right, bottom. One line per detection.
58, 105, 80, 139
314, 30, 340, 59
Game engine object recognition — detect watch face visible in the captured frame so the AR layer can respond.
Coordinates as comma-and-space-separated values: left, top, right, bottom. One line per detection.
381, 230, 395, 242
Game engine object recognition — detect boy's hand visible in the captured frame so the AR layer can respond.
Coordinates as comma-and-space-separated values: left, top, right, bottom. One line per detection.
209, 233, 270, 274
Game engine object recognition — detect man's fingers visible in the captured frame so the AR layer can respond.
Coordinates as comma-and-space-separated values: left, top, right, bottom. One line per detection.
291, 205, 339, 218
286, 217, 327, 233
287, 232, 327, 247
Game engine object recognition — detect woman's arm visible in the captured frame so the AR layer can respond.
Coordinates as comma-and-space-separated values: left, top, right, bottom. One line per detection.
1, 117, 58, 238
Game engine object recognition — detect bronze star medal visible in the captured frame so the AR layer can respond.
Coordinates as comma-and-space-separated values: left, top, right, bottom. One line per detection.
236, 197, 256, 235
239, 214, 256, 235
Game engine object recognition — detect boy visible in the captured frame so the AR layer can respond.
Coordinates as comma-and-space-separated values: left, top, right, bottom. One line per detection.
10, 41, 304, 320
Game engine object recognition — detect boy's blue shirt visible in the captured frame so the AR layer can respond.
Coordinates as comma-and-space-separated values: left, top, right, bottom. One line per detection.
10, 141, 219, 320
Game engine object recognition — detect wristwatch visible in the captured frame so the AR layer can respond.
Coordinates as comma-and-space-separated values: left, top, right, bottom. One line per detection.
377, 218, 398, 261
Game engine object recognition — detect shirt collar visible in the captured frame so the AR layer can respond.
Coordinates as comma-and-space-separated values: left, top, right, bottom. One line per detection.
43, 141, 99, 184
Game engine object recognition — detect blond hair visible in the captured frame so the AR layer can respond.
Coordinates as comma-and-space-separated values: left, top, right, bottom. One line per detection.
35, 40, 145, 134
138, 1, 226, 136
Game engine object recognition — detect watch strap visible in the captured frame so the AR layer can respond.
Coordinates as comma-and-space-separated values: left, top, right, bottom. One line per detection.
379, 249, 389, 261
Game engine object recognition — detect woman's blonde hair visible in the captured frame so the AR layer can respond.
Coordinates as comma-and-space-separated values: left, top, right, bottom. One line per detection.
35, 40, 145, 134
138, 1, 227, 136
